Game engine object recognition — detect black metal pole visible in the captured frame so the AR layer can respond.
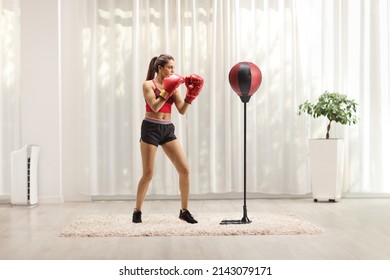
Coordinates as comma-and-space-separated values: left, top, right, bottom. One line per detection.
244, 101, 247, 208
220, 99, 251, 225
241, 102, 251, 223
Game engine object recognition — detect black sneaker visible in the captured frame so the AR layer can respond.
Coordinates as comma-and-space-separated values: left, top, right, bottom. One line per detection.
179, 209, 198, 224
132, 209, 142, 223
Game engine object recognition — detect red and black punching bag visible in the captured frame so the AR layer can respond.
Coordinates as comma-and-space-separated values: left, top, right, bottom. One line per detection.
228, 62, 262, 103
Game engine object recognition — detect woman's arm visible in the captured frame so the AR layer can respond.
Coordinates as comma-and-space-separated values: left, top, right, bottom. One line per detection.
143, 81, 166, 113
173, 88, 190, 115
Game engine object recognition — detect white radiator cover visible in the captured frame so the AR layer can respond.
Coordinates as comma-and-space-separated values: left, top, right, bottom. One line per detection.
10, 145, 40, 206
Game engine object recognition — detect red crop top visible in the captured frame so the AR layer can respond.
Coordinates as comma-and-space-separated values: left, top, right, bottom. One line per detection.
145, 80, 175, 113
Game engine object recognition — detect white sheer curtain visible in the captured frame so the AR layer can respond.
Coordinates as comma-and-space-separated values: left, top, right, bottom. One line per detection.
82, 0, 390, 197
295, 0, 390, 193
0, 0, 20, 197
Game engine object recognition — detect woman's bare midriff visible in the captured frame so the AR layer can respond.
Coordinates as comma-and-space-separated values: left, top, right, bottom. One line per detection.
145, 111, 171, 120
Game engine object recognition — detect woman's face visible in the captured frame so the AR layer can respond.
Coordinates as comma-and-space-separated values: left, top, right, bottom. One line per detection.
159, 59, 175, 78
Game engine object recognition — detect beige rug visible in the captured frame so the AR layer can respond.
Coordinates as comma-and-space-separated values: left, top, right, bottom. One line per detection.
59, 212, 322, 237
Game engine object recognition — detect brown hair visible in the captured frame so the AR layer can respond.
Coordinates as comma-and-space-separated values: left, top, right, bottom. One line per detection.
146, 54, 174, 80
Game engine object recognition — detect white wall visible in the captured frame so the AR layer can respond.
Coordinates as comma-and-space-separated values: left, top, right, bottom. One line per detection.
19, 0, 88, 203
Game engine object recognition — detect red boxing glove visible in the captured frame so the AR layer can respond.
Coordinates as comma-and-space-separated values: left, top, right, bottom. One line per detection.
159, 74, 185, 100
184, 74, 204, 104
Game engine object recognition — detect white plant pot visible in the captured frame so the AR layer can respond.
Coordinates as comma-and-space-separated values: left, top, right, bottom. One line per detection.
309, 139, 344, 202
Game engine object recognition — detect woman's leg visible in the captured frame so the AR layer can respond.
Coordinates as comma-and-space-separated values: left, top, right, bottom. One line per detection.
162, 139, 190, 210
135, 140, 158, 211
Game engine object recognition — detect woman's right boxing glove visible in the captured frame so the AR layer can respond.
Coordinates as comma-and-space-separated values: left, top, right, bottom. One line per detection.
159, 74, 185, 100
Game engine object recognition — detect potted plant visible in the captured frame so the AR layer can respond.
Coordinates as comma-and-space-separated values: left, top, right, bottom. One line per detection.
298, 91, 358, 202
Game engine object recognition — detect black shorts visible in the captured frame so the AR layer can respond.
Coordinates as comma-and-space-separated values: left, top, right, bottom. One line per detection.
140, 118, 177, 147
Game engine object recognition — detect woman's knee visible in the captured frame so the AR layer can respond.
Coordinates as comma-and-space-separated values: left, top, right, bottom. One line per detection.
142, 169, 154, 182
178, 164, 189, 177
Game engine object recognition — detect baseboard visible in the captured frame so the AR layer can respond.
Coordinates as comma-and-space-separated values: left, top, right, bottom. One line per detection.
0, 195, 11, 206
91, 192, 390, 201
38, 195, 65, 204
91, 192, 313, 201
63, 194, 92, 202
0, 194, 10, 200
342, 192, 390, 198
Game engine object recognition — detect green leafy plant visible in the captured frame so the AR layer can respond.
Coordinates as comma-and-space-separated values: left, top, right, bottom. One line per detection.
298, 91, 358, 139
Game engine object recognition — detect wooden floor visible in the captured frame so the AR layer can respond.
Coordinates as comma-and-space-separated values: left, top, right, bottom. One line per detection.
0, 198, 389, 260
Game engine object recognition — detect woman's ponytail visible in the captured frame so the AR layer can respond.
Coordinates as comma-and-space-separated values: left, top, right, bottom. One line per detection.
146, 56, 157, 80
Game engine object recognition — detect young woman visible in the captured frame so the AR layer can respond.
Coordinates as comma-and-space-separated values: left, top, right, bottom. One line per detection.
133, 54, 203, 224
